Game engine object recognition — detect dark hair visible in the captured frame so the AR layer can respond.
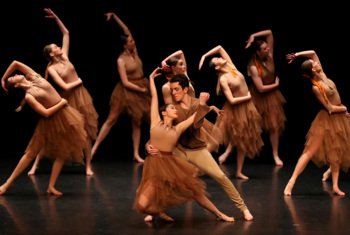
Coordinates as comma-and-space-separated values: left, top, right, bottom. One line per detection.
301, 59, 313, 79
43, 44, 52, 62
159, 104, 171, 119
251, 38, 266, 53
170, 74, 189, 89
120, 34, 129, 45
5, 79, 14, 91
5, 78, 25, 104
166, 57, 179, 67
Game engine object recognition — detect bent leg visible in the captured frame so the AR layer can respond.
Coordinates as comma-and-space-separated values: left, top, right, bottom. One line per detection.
91, 107, 121, 157
184, 149, 251, 219
0, 152, 36, 195
284, 136, 323, 196
194, 194, 234, 222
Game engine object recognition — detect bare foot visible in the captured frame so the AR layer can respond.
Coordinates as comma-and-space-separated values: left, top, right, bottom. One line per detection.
144, 215, 153, 222
159, 212, 174, 222
28, 168, 37, 176
273, 156, 283, 166
86, 168, 94, 176
218, 155, 228, 165
217, 213, 234, 222
47, 187, 63, 196
333, 187, 345, 196
322, 169, 331, 182
284, 181, 294, 196
243, 209, 254, 221
236, 173, 249, 180
0, 185, 7, 195
133, 155, 144, 164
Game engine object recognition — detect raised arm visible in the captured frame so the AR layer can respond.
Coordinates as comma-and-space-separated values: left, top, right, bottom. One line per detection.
47, 66, 82, 90
44, 8, 70, 55
105, 12, 132, 38
245, 29, 273, 53
199, 45, 233, 70
1, 60, 36, 91
149, 67, 163, 127
25, 95, 68, 118
286, 50, 322, 69
161, 50, 187, 74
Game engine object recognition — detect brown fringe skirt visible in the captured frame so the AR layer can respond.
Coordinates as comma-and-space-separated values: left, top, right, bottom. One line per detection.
304, 110, 350, 172
110, 78, 150, 123
60, 84, 98, 140
211, 100, 263, 159
250, 85, 286, 135
134, 152, 208, 215
25, 105, 87, 164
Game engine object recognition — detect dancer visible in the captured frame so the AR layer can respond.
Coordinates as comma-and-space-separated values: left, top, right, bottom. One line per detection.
146, 74, 253, 221
27, 8, 98, 176
284, 50, 350, 196
160, 49, 221, 145
199, 45, 263, 180
0, 60, 86, 196
161, 50, 195, 104
134, 67, 234, 223
245, 29, 286, 166
91, 12, 150, 163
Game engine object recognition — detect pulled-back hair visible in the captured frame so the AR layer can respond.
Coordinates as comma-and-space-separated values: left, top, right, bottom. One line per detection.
159, 104, 172, 119
301, 59, 313, 79
120, 34, 129, 45
251, 38, 266, 53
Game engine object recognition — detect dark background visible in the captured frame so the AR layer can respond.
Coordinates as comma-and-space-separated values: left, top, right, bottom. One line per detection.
0, 0, 348, 164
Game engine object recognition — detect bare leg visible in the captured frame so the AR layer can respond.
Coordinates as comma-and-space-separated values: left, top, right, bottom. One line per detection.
236, 149, 248, 180
0, 153, 35, 195
194, 194, 234, 222
330, 164, 345, 196
84, 140, 94, 176
28, 154, 42, 175
131, 120, 144, 163
283, 151, 313, 196
270, 129, 283, 166
218, 144, 232, 165
322, 167, 331, 182
284, 135, 323, 196
47, 158, 65, 196
91, 110, 119, 157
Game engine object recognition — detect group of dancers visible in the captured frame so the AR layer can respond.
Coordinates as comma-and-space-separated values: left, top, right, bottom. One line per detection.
1, 8, 350, 224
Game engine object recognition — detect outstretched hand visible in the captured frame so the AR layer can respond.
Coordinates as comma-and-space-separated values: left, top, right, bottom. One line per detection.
105, 12, 114, 21
210, 105, 224, 116
43, 8, 57, 19
286, 53, 296, 64
149, 67, 163, 80
245, 35, 254, 49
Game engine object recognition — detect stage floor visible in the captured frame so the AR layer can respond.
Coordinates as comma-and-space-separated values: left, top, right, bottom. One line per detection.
1, 157, 350, 235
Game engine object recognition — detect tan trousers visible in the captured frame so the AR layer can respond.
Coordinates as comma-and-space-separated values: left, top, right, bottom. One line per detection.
174, 146, 248, 212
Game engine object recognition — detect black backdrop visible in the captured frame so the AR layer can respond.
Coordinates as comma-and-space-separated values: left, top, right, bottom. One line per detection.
0, 0, 348, 163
